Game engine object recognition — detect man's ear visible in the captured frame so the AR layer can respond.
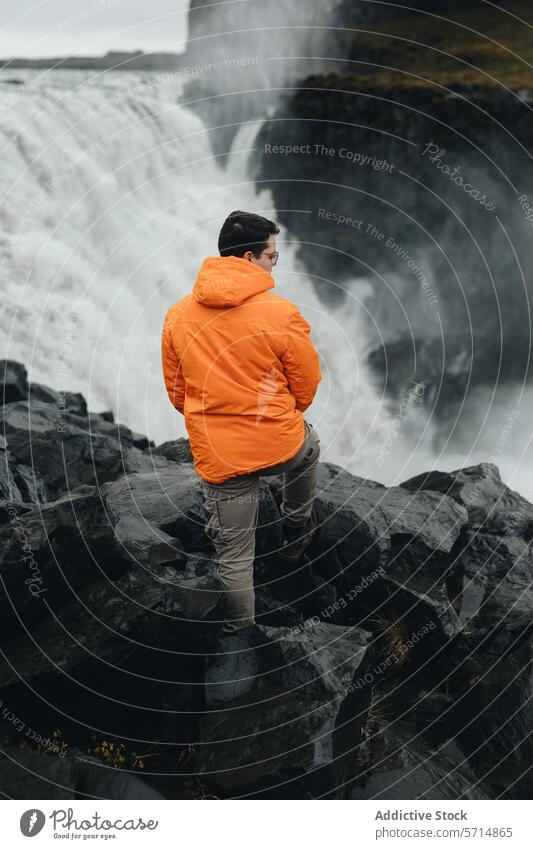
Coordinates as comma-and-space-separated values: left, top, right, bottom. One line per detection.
243, 250, 254, 262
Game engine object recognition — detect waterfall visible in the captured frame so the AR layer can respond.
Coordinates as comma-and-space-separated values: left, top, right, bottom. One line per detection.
0, 67, 408, 483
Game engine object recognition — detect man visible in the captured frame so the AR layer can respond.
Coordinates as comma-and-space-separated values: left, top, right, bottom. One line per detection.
161, 210, 322, 703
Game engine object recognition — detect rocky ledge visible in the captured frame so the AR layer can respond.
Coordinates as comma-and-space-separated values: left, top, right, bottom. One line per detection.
1, 359, 532, 799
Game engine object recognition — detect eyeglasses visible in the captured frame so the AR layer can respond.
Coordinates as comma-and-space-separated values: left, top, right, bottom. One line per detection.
259, 250, 279, 266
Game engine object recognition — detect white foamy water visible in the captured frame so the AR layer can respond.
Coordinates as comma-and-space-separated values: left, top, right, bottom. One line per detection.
0, 68, 530, 496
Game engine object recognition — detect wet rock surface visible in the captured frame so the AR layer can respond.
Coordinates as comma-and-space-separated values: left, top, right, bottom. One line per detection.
0, 746, 164, 799
196, 622, 372, 797
0, 361, 531, 799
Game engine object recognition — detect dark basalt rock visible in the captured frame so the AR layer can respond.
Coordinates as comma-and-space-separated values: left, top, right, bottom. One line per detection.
0, 464, 222, 639
0, 437, 24, 521
260, 554, 338, 623
1, 399, 162, 503
0, 746, 164, 799
270, 461, 467, 578
349, 722, 491, 800
401, 462, 532, 520
0, 554, 219, 690
29, 380, 88, 417
0, 442, 48, 523
1, 360, 28, 403
103, 465, 207, 547
0, 556, 221, 741
399, 463, 533, 798
453, 623, 533, 800
0, 485, 116, 638
146, 437, 194, 464
1, 360, 533, 799
10, 461, 48, 507
268, 462, 467, 641
450, 532, 533, 637
195, 622, 373, 797
340, 672, 496, 801
402, 462, 533, 636
130, 432, 154, 450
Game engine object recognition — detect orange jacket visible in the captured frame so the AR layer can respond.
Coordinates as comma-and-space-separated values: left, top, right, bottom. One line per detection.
161, 255, 322, 483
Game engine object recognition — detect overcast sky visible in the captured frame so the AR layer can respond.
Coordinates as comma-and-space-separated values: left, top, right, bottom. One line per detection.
0, 0, 189, 58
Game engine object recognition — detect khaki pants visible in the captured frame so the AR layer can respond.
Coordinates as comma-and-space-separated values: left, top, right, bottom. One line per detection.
202, 421, 321, 633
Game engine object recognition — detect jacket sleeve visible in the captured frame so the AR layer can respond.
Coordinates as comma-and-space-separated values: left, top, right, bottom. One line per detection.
280, 305, 322, 412
161, 318, 185, 415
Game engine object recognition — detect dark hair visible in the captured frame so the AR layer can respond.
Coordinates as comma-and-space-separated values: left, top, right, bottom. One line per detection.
218, 210, 279, 258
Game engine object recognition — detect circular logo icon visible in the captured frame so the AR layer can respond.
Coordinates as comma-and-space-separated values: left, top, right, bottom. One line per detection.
20, 809, 46, 837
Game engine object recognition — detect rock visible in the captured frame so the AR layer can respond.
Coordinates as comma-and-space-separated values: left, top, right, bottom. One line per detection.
435, 521, 533, 799
103, 465, 208, 548
380, 562, 461, 641
0, 447, 226, 638
0, 487, 120, 628
401, 462, 533, 528
0, 439, 24, 515
0, 400, 171, 501
341, 673, 495, 800
76, 750, 165, 799
0, 746, 164, 799
270, 462, 467, 581
445, 620, 533, 799
195, 622, 372, 796
349, 722, 490, 799
0, 499, 33, 526
0, 486, 118, 637
451, 531, 533, 637
268, 462, 467, 640
10, 462, 48, 506
131, 431, 154, 450
0, 435, 48, 523
254, 590, 300, 626
401, 461, 533, 641
2, 361, 533, 799
0, 554, 220, 738
0, 360, 28, 403
256, 552, 338, 624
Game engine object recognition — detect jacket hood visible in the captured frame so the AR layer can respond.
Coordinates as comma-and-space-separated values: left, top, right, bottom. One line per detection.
192, 256, 275, 308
